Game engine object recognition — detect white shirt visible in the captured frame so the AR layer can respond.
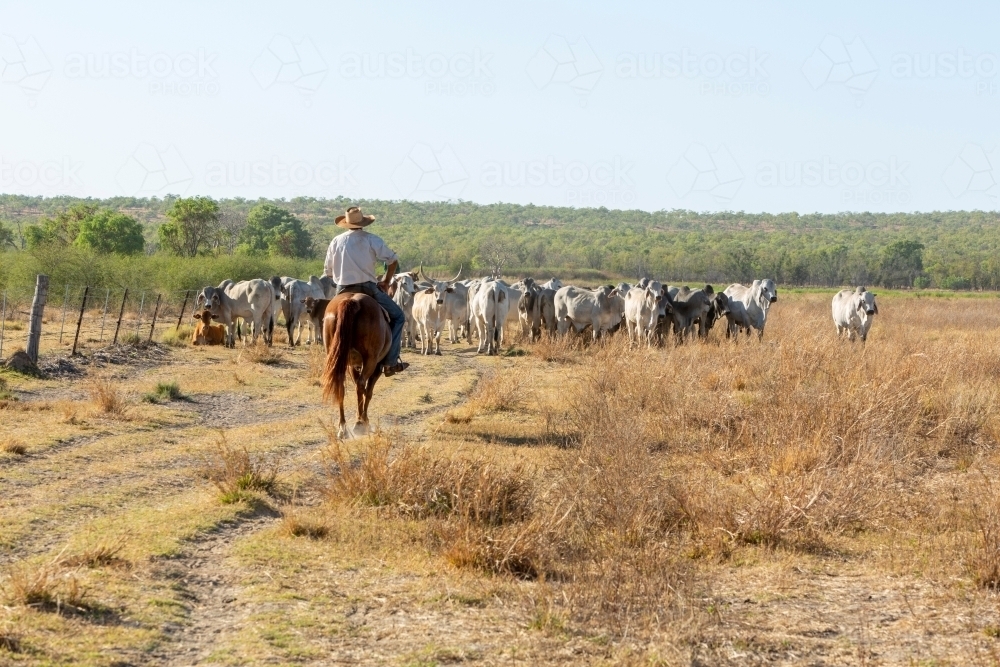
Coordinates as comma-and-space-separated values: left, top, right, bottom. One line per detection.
324, 229, 398, 285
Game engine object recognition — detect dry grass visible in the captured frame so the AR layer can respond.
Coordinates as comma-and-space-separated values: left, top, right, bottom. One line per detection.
199, 433, 280, 504
236, 340, 284, 365
2, 439, 27, 455
1, 559, 87, 611
160, 324, 194, 347
88, 377, 129, 417
280, 507, 330, 539
0, 621, 20, 653
60, 535, 130, 569
469, 365, 531, 413
306, 344, 325, 385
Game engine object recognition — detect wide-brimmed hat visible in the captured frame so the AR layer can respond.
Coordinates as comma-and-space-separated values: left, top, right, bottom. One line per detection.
335, 206, 376, 230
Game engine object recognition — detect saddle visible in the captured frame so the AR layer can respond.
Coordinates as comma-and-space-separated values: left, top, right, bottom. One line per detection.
338, 284, 390, 323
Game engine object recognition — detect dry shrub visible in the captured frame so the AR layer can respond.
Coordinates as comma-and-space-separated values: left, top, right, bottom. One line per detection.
2, 440, 27, 455
0, 621, 20, 653
324, 432, 542, 575
88, 377, 129, 417
1, 559, 87, 611
966, 478, 1000, 589
200, 433, 280, 504
0, 376, 12, 401
470, 365, 531, 412
60, 535, 129, 569
324, 432, 534, 524
160, 324, 194, 348
236, 340, 283, 366
306, 344, 325, 385
280, 508, 330, 539
530, 334, 579, 364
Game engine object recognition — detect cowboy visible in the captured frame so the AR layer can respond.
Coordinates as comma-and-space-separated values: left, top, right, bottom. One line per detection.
323, 206, 408, 376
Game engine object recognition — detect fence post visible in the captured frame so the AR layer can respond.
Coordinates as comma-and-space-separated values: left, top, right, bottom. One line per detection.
99, 288, 110, 342
113, 289, 128, 345
0, 290, 6, 360
176, 290, 190, 329
148, 294, 162, 342
26, 274, 49, 364
58, 284, 70, 344
134, 291, 146, 338
71, 286, 90, 356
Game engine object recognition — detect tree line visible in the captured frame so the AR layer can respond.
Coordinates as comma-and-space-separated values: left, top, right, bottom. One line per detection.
1, 194, 999, 291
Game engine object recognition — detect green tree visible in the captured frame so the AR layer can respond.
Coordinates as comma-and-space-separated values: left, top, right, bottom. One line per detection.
879, 239, 924, 288
25, 203, 98, 249
240, 203, 312, 258
74, 210, 146, 255
158, 197, 220, 257
0, 221, 14, 250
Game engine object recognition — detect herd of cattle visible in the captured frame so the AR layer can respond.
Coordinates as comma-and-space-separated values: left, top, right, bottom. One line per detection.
187, 271, 881, 351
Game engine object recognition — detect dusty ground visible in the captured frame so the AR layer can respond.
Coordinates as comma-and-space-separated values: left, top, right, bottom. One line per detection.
3, 293, 1000, 665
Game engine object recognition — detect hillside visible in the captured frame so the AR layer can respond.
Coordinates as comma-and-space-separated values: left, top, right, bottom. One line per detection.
1, 195, 999, 290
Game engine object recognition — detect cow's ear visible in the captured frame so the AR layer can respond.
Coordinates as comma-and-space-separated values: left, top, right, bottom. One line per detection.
424, 287, 434, 294
192, 312, 202, 321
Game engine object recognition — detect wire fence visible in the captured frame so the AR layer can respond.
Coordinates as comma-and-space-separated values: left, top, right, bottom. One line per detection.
0, 281, 200, 361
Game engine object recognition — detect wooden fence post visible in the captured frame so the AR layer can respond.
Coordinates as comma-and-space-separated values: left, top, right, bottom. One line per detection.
99, 288, 110, 342
58, 284, 70, 344
71, 286, 90, 356
26, 274, 49, 364
176, 290, 190, 329
148, 294, 162, 342
112, 289, 128, 345
134, 291, 146, 338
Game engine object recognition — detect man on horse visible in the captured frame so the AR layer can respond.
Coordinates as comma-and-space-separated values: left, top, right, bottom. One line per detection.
323, 206, 409, 376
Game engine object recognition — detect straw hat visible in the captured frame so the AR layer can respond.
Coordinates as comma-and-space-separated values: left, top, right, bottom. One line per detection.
335, 206, 376, 230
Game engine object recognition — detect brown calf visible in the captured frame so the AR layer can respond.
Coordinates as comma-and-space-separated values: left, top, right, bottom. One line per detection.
192, 310, 227, 345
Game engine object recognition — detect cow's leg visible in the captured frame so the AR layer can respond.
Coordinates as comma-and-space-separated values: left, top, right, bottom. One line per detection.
286, 314, 296, 347
434, 326, 442, 355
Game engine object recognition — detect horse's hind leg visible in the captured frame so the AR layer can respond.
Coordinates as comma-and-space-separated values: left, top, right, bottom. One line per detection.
358, 369, 382, 436
352, 368, 369, 436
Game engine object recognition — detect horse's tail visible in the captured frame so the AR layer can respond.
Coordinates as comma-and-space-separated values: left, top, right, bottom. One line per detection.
322, 297, 360, 405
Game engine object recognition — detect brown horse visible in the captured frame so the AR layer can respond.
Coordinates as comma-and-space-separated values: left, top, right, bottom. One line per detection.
321, 292, 392, 438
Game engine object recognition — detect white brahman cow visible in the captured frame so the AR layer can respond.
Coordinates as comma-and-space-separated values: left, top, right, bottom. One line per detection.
723, 279, 778, 340
832, 286, 878, 342
554, 285, 625, 341
471, 279, 509, 355
624, 280, 666, 346
197, 279, 275, 347
411, 266, 462, 355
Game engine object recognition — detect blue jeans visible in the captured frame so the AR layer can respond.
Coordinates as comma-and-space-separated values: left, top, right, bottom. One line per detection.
338, 282, 404, 366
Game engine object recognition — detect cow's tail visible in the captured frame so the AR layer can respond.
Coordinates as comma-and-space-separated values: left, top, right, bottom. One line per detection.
322, 297, 360, 406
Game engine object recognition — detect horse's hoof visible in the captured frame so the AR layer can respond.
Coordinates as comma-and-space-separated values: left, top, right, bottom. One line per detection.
337, 427, 350, 439
353, 422, 369, 437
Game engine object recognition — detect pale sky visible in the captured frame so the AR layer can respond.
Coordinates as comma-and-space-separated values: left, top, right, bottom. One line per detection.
2, 0, 999, 213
